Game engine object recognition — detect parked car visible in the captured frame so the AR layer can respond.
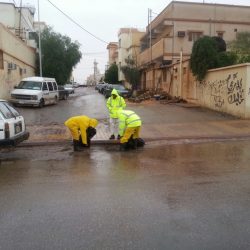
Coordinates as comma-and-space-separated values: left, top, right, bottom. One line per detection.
64, 84, 75, 94
103, 84, 131, 98
58, 86, 69, 100
95, 82, 106, 91
0, 100, 29, 147
73, 82, 79, 88
79, 82, 87, 87
10, 77, 59, 108
99, 83, 110, 94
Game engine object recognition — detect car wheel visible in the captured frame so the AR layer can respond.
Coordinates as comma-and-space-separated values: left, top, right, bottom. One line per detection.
64, 94, 68, 100
39, 99, 44, 108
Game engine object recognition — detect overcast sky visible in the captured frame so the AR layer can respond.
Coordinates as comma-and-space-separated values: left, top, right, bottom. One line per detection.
4, 0, 250, 82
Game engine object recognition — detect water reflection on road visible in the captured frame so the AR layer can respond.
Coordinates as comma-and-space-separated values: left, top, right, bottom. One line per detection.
1, 141, 250, 249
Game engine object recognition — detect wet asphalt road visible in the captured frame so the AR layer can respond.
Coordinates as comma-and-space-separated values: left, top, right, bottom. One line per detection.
1, 87, 250, 249
1, 140, 250, 250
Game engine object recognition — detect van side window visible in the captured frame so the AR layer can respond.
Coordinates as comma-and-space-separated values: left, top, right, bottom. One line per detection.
42, 82, 48, 90
48, 82, 53, 91
52, 82, 58, 91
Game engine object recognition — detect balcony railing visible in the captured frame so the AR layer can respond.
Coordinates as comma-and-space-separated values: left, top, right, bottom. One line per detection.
138, 37, 173, 66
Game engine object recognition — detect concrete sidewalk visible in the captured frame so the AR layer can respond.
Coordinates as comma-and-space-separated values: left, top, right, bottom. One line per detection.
22, 103, 250, 146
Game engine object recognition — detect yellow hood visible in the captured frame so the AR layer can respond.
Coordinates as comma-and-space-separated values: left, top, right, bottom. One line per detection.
89, 118, 98, 128
111, 88, 119, 96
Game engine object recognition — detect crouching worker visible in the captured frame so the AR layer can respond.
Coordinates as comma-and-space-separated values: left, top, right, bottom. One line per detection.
118, 110, 143, 151
64, 115, 98, 151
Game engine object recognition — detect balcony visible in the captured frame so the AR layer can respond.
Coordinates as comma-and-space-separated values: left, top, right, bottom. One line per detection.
138, 37, 173, 66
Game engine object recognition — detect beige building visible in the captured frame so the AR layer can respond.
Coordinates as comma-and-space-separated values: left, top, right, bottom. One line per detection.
0, 23, 36, 99
117, 28, 145, 82
106, 42, 118, 66
0, 2, 37, 99
139, 1, 250, 90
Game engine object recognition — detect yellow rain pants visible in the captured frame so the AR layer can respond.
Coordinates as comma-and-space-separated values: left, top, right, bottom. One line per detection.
64, 116, 98, 145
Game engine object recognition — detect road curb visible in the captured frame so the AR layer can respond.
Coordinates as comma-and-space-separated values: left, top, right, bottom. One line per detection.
17, 134, 250, 147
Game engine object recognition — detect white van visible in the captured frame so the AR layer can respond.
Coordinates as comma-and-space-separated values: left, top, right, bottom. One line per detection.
10, 77, 59, 108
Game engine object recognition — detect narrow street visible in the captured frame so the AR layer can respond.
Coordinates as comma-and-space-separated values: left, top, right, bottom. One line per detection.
1, 88, 250, 249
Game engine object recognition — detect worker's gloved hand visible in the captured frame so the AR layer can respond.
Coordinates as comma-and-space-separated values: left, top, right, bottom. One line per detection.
86, 126, 96, 139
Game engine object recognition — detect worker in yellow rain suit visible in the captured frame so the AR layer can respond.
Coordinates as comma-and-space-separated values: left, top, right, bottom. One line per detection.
64, 115, 98, 151
118, 110, 142, 151
106, 88, 126, 140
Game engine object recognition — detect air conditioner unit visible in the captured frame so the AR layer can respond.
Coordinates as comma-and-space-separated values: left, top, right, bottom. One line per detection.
177, 31, 185, 37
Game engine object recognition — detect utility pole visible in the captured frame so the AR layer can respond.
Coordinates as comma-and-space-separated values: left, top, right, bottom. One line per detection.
94, 60, 98, 86
18, 0, 22, 38
148, 8, 152, 63
37, 0, 43, 77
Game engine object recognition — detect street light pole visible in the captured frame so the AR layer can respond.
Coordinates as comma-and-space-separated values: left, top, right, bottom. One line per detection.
37, 0, 43, 77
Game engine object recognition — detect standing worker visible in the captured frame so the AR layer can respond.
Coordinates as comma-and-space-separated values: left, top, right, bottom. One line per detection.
106, 88, 126, 140
64, 115, 98, 151
118, 110, 142, 151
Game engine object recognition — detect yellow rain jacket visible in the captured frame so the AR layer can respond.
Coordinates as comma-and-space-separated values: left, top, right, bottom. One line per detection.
118, 110, 142, 142
64, 116, 98, 145
106, 88, 126, 118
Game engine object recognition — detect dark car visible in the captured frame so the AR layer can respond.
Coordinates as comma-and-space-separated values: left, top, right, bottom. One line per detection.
58, 86, 69, 100
103, 84, 131, 98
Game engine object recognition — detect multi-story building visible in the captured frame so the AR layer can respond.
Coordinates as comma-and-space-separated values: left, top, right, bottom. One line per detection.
0, 2, 37, 99
117, 28, 145, 82
139, 1, 250, 90
106, 42, 118, 67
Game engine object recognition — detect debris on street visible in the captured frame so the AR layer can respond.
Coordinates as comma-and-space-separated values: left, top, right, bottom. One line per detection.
128, 89, 186, 104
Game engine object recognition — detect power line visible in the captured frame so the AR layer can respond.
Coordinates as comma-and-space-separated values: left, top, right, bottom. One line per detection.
46, 0, 108, 45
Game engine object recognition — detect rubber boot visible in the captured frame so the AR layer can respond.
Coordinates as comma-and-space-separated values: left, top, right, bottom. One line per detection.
73, 140, 84, 152
132, 138, 138, 150
109, 134, 115, 140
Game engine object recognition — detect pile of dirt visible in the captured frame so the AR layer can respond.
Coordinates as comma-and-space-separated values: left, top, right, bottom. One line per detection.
128, 89, 186, 104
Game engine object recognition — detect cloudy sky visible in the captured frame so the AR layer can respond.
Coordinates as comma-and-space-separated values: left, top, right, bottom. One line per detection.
4, 0, 250, 82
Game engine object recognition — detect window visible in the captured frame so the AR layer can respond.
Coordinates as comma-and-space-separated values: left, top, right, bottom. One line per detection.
163, 69, 167, 82
42, 82, 48, 90
0, 50, 3, 69
47, 82, 53, 91
52, 82, 57, 90
188, 32, 203, 42
217, 31, 224, 38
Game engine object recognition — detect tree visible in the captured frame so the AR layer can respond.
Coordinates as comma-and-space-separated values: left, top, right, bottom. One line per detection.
190, 36, 218, 81
190, 36, 237, 81
121, 58, 140, 93
36, 27, 82, 84
228, 32, 250, 63
104, 63, 119, 84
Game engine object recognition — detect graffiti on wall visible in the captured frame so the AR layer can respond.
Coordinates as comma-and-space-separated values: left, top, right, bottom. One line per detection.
202, 72, 244, 108
226, 73, 244, 106
203, 78, 226, 108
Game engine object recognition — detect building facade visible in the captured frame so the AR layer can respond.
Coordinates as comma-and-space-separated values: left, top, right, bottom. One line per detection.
138, 1, 250, 91
106, 42, 118, 67
117, 28, 145, 82
0, 2, 37, 99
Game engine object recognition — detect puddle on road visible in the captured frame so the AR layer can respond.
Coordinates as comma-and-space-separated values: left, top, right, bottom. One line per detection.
0, 141, 250, 185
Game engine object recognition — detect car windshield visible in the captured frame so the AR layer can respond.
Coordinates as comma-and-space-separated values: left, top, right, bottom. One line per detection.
17, 81, 42, 90
0, 102, 19, 119
113, 85, 126, 90
65, 84, 73, 88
